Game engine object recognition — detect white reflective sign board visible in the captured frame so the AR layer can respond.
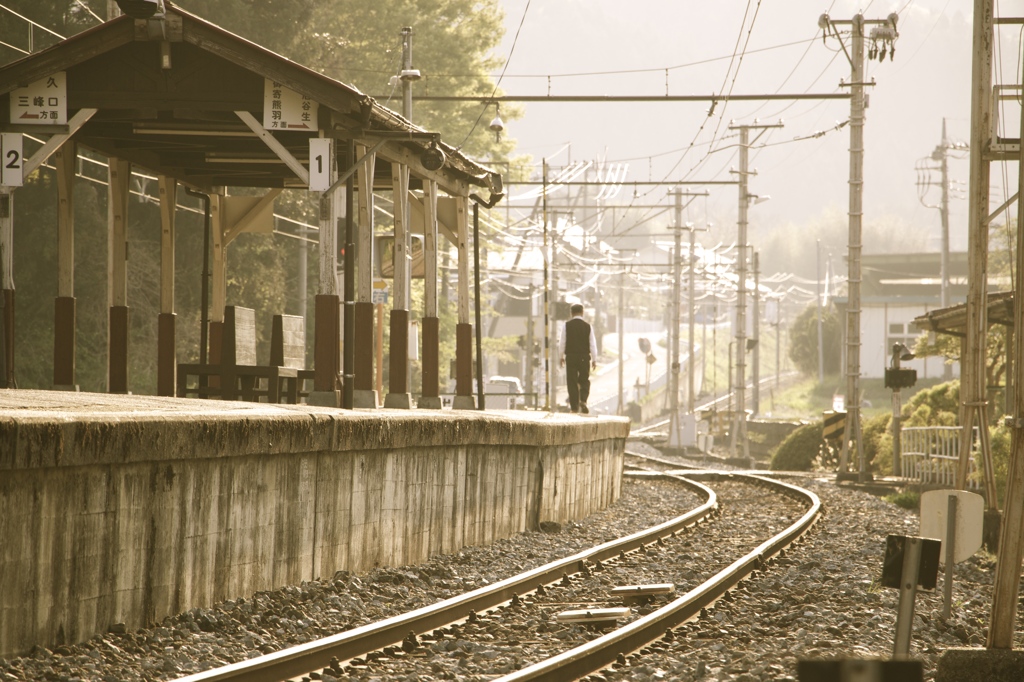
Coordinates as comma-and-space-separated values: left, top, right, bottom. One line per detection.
0, 134, 23, 186
9, 72, 67, 125
919, 489, 984, 564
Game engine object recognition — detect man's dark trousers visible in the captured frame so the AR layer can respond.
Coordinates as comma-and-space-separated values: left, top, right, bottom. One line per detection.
565, 353, 591, 413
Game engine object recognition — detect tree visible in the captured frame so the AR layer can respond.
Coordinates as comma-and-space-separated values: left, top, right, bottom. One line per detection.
787, 302, 841, 377
174, 0, 520, 161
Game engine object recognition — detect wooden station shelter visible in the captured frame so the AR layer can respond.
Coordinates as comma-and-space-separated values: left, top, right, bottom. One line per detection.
0, 3, 502, 408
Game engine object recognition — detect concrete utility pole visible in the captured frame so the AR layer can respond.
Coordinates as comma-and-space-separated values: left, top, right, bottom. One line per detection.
752, 251, 760, 416
918, 118, 964, 382
728, 121, 781, 460
667, 189, 708, 449
819, 11, 898, 482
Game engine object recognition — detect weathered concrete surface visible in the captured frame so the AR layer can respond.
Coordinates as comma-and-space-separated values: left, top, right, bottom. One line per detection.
0, 390, 628, 657
936, 648, 1024, 682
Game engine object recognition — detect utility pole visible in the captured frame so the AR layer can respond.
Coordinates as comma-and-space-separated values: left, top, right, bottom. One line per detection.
917, 118, 965, 381
816, 240, 824, 386
667, 189, 707, 448
819, 11, 898, 482
728, 121, 781, 459
542, 161, 551, 411
617, 270, 624, 416
526, 283, 535, 405
752, 251, 760, 417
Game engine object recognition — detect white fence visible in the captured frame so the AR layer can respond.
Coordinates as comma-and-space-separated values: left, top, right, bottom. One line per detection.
900, 426, 980, 489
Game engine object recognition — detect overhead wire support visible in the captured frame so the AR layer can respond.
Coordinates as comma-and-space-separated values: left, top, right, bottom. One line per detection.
402, 93, 851, 103
819, 10, 900, 484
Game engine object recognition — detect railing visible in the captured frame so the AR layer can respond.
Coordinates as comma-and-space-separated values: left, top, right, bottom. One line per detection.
901, 426, 980, 489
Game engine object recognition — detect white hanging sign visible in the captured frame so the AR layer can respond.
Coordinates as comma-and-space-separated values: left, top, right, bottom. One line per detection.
9, 72, 67, 125
263, 80, 317, 130
0, 134, 23, 186
309, 138, 332, 192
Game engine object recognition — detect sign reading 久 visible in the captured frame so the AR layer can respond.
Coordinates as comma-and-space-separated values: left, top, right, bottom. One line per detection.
9, 72, 67, 125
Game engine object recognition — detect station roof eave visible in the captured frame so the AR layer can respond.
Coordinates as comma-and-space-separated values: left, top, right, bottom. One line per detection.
0, 4, 501, 200
912, 290, 1014, 338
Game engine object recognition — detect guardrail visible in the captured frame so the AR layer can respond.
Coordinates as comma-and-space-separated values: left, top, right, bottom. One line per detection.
901, 426, 980, 489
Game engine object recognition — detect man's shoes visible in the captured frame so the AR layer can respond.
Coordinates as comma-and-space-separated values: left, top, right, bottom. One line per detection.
580, 403, 589, 414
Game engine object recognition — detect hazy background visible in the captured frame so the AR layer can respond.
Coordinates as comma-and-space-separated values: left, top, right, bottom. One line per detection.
488, 0, 1018, 269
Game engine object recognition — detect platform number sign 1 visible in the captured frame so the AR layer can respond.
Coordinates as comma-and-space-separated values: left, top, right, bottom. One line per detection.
309, 138, 331, 192
0, 134, 23, 187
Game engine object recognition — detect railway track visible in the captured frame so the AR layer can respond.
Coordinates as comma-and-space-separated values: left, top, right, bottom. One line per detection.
177, 461, 820, 682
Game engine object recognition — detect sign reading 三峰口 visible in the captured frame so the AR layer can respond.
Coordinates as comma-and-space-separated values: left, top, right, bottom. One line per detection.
263, 80, 318, 130
9, 72, 67, 125
0, 134, 23, 187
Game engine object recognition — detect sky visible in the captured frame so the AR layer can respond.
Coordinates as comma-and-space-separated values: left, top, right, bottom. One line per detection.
491, 1, 1018, 267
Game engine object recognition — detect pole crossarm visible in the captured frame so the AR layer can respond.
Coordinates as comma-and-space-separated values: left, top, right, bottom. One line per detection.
397, 94, 851, 103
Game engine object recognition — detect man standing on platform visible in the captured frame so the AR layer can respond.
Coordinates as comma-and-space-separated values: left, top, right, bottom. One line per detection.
558, 303, 598, 413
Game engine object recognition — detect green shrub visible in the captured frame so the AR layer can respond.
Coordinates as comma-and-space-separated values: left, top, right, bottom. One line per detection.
862, 411, 893, 475
770, 421, 824, 471
885, 490, 920, 510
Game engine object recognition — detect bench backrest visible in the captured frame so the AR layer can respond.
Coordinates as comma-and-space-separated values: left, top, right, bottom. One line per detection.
222, 306, 258, 367
271, 314, 306, 369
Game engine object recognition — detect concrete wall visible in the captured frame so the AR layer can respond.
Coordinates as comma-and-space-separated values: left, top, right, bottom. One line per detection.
0, 394, 628, 656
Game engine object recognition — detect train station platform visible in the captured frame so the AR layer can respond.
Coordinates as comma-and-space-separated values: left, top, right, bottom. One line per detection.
0, 390, 629, 658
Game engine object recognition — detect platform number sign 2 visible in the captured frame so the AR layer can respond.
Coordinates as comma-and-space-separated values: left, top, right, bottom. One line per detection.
0, 134, 23, 187
309, 138, 332, 192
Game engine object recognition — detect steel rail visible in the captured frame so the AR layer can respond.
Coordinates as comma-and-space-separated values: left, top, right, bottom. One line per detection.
496, 472, 821, 681
175, 475, 717, 682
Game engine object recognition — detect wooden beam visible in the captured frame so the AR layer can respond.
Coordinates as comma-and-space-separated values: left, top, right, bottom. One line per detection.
456, 195, 469, 326
318, 139, 338, 296
423, 181, 438, 318
107, 157, 130, 308
158, 176, 176, 313
356, 143, 375, 304
211, 193, 226, 322
222, 188, 282, 245
23, 108, 97, 177
55, 141, 75, 298
235, 110, 309, 184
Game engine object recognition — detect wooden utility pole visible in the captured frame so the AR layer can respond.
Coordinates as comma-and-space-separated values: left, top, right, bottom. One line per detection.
958, 0, 997, 509
989, 61, 1024, 645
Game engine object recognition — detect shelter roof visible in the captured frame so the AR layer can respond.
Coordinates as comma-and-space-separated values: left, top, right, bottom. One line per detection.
912, 290, 1014, 338
0, 4, 501, 197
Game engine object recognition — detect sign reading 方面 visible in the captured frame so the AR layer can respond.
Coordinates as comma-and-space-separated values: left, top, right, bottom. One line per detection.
263, 80, 317, 130
9, 72, 67, 125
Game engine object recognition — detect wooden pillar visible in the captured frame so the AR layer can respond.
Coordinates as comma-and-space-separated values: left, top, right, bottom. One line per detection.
959, 0, 997, 505
353, 143, 377, 408
0, 188, 14, 387
208, 193, 226, 367
107, 157, 130, 394
53, 142, 76, 389
452, 195, 475, 409
419, 180, 441, 408
312, 139, 340, 400
986, 16, 1024, 649
157, 176, 176, 396
385, 162, 412, 408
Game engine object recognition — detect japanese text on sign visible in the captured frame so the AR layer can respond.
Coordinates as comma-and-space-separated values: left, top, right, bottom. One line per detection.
9, 72, 67, 125
263, 80, 318, 130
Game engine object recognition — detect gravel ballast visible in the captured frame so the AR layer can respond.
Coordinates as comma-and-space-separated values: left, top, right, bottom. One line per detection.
0, 449, 1019, 682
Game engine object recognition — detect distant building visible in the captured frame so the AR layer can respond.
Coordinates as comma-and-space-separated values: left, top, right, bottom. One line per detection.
833, 252, 968, 379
